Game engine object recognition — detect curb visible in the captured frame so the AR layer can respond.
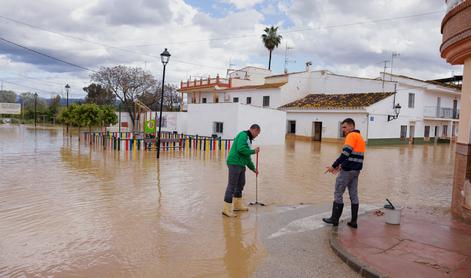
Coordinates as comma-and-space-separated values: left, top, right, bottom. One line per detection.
329, 227, 389, 278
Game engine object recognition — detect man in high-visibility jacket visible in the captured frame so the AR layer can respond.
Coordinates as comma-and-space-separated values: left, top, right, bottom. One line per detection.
323, 118, 365, 228
222, 124, 260, 217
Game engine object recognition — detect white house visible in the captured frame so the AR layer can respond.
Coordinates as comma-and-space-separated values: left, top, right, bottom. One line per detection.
173, 65, 461, 145
280, 72, 461, 144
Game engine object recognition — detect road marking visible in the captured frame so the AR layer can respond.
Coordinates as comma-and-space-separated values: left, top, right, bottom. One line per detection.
268, 204, 379, 239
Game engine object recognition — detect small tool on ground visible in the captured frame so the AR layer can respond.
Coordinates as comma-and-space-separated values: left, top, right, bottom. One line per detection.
384, 198, 396, 210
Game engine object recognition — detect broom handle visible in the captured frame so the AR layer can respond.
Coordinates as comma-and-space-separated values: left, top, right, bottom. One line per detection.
256, 151, 259, 176
256, 152, 259, 202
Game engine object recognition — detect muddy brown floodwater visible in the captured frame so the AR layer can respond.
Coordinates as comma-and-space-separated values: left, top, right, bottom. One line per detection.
0, 125, 454, 277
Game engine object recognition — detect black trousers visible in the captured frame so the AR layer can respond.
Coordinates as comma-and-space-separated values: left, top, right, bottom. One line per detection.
224, 165, 246, 203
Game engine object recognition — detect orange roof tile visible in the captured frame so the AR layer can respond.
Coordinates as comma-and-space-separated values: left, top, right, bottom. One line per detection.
280, 92, 395, 109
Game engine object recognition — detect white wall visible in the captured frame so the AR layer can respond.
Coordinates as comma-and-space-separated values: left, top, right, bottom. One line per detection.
224, 88, 282, 108
237, 104, 286, 145
286, 111, 368, 140
311, 71, 396, 94
186, 103, 286, 145
280, 71, 313, 105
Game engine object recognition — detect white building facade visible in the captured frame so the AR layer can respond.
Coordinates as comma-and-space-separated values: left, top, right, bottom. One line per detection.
281, 72, 460, 145
176, 66, 461, 145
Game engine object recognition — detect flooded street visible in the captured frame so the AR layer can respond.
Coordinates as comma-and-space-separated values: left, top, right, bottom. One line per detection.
0, 125, 454, 277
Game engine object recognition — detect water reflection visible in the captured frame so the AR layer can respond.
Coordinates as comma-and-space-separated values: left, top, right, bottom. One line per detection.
223, 217, 257, 278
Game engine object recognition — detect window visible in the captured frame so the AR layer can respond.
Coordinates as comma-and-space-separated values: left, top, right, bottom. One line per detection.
263, 96, 270, 107
214, 122, 223, 133
246, 97, 251, 104
424, 126, 430, 138
442, 125, 448, 137
288, 121, 296, 134
408, 93, 415, 108
400, 125, 407, 140
214, 97, 219, 103
338, 122, 346, 138
233, 97, 239, 103
202, 98, 207, 103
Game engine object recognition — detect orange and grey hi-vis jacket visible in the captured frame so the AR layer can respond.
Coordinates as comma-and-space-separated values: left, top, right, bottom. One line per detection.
332, 130, 366, 171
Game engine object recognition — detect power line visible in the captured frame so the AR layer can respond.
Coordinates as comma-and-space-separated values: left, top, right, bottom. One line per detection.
125, 10, 444, 47
0, 15, 226, 71
0, 10, 444, 72
5, 72, 66, 86
2, 80, 59, 94
0, 36, 96, 73
1, 79, 84, 97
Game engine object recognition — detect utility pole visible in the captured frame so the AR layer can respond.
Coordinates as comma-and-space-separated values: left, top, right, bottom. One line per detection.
284, 44, 295, 74
34, 92, 38, 128
226, 58, 236, 78
390, 52, 400, 80
65, 84, 70, 134
382, 60, 389, 91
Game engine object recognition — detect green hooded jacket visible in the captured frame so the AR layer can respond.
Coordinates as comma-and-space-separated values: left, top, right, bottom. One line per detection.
227, 130, 256, 171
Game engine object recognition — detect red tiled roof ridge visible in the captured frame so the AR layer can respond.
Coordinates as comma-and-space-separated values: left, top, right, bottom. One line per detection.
279, 92, 395, 109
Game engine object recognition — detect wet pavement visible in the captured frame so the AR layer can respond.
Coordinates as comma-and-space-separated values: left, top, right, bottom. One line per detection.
333, 207, 471, 277
0, 125, 457, 277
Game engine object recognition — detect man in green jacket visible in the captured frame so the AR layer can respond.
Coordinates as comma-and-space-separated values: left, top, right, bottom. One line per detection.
222, 124, 260, 217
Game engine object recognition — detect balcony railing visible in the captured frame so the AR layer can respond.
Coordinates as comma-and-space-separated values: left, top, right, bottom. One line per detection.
423, 106, 459, 119
180, 75, 232, 91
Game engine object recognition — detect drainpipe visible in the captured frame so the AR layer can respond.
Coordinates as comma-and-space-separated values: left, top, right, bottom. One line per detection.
366, 113, 369, 144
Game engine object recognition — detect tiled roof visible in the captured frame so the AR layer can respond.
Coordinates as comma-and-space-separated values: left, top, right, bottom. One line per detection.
387, 73, 461, 90
279, 92, 395, 110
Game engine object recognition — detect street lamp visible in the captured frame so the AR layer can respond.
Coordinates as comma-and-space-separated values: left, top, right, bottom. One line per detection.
34, 92, 38, 128
157, 48, 171, 159
388, 103, 402, 121
65, 84, 70, 134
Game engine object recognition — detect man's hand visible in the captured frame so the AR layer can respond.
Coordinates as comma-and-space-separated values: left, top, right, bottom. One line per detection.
325, 166, 340, 174
253, 169, 259, 175
254, 147, 260, 154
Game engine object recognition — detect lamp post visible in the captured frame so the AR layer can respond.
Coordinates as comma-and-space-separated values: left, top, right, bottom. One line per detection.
157, 48, 171, 159
388, 103, 402, 121
65, 84, 70, 134
34, 92, 38, 128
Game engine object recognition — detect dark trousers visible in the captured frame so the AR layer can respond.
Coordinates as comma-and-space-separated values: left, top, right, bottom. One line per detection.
224, 165, 246, 203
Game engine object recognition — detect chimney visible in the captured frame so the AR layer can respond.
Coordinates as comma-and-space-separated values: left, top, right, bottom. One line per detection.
305, 61, 312, 72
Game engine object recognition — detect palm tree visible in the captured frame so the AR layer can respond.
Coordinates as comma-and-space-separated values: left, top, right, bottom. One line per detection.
261, 26, 283, 70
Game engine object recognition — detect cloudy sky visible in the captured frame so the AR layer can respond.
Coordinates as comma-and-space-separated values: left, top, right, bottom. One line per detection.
0, 0, 462, 98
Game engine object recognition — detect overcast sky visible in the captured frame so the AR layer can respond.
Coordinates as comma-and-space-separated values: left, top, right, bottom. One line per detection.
0, 0, 462, 98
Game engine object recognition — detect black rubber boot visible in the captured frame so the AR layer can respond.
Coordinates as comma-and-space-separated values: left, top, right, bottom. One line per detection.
323, 202, 344, 226
347, 204, 359, 229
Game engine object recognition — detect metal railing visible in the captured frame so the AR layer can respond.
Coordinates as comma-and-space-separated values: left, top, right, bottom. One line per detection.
423, 106, 459, 119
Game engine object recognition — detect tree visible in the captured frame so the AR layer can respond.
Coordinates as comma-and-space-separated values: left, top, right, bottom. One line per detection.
19, 92, 47, 120
47, 95, 61, 121
83, 83, 116, 105
100, 105, 118, 127
138, 83, 181, 111
90, 65, 156, 130
261, 26, 283, 70
57, 103, 79, 136
162, 84, 182, 111
59, 104, 117, 130
0, 90, 17, 103
77, 103, 102, 133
